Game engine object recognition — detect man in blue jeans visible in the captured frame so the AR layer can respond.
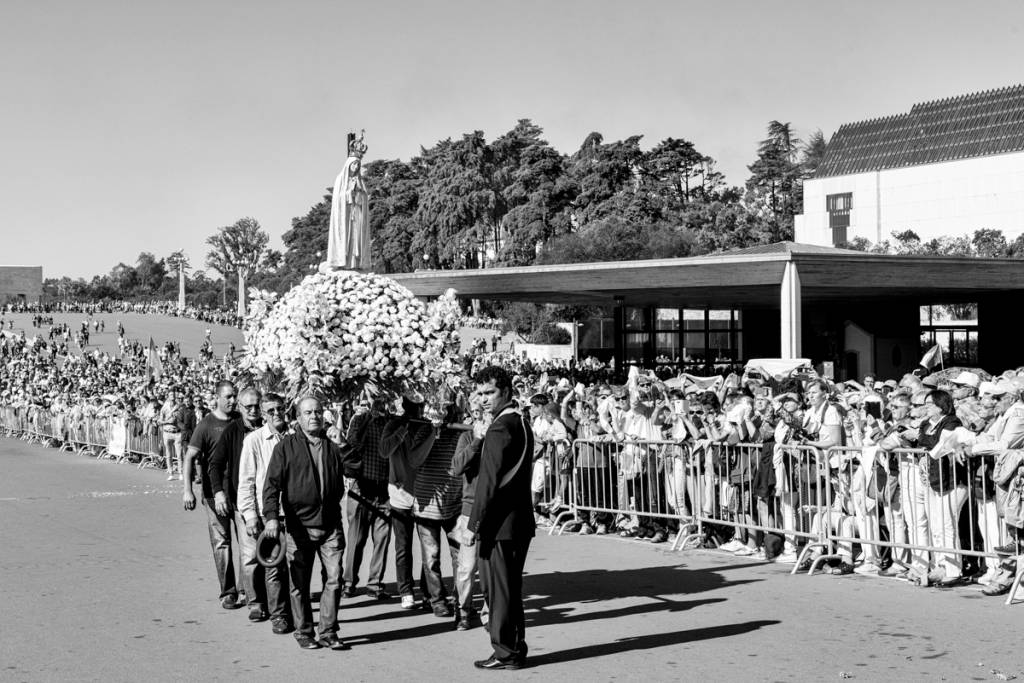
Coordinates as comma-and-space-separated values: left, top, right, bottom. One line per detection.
181, 380, 241, 610
263, 396, 361, 650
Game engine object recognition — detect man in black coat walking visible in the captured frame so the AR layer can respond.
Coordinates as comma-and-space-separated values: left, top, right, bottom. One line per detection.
263, 396, 361, 650
466, 366, 535, 670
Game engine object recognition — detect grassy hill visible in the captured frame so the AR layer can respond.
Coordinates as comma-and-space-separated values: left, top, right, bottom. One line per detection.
4, 312, 513, 359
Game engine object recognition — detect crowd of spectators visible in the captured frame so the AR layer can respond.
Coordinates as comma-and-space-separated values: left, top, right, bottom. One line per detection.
2, 311, 1022, 602
3, 299, 244, 328
0, 323, 240, 479
513, 362, 1024, 597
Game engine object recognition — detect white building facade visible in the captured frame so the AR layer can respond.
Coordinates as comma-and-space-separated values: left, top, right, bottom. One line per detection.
795, 84, 1024, 247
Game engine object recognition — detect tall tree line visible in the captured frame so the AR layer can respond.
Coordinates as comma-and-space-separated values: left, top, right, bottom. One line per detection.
278, 119, 824, 284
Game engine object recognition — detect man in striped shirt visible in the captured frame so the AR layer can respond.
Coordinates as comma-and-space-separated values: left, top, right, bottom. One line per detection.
237, 392, 293, 635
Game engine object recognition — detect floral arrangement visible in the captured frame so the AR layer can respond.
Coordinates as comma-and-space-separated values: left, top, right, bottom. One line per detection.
243, 269, 463, 402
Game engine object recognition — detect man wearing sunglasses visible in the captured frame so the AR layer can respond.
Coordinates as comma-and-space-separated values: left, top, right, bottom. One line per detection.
238, 393, 293, 633
208, 386, 264, 617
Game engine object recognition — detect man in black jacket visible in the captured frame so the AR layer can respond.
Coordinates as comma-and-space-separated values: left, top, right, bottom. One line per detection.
263, 396, 361, 650
466, 366, 535, 670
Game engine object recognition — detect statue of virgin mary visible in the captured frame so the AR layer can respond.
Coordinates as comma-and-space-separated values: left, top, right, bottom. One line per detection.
324, 131, 370, 271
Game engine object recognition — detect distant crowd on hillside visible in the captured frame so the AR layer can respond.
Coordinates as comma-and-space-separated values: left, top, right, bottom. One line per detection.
3, 300, 244, 329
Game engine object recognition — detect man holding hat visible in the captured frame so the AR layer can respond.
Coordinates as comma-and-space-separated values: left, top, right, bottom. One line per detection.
237, 392, 292, 635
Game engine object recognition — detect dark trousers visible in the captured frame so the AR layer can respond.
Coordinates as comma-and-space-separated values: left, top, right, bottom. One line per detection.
577, 467, 613, 526
343, 482, 391, 591
265, 562, 290, 621
391, 509, 427, 598
478, 537, 531, 661
285, 527, 344, 639
203, 498, 238, 599
415, 516, 460, 607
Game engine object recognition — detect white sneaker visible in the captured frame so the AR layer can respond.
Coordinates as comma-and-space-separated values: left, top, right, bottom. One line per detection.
978, 568, 997, 586
733, 545, 756, 556
774, 550, 799, 564
401, 594, 416, 609
167, 474, 176, 481
854, 562, 881, 575
719, 539, 745, 553
752, 548, 767, 561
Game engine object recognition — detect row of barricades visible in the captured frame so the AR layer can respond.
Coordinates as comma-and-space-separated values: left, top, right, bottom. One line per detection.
550, 439, 1024, 606
0, 405, 170, 470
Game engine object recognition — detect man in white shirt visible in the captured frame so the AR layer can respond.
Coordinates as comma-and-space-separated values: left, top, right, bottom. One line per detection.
237, 392, 293, 634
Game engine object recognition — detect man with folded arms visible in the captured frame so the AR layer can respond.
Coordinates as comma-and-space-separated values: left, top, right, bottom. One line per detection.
263, 396, 361, 650
237, 392, 292, 634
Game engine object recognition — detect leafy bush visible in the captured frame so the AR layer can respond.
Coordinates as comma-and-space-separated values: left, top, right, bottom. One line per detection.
529, 323, 571, 345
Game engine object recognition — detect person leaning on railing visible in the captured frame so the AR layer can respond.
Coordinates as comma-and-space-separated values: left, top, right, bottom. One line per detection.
561, 387, 612, 535
916, 389, 968, 587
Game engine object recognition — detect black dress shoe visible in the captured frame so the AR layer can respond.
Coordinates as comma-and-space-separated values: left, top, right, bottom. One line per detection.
271, 617, 293, 635
365, 586, 392, 601
474, 656, 523, 670
221, 595, 243, 610
340, 587, 357, 599
248, 606, 269, 622
295, 634, 322, 650
319, 633, 350, 651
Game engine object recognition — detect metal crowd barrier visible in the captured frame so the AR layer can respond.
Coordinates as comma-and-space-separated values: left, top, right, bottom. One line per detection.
0, 406, 173, 473
821, 444, 1023, 605
554, 437, 1022, 605
558, 439, 699, 544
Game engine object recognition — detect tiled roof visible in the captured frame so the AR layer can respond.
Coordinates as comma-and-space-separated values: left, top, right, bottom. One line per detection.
724, 241, 867, 257
816, 84, 1024, 177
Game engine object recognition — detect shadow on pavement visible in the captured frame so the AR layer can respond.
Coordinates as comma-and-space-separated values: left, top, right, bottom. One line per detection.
525, 619, 781, 667
524, 562, 763, 603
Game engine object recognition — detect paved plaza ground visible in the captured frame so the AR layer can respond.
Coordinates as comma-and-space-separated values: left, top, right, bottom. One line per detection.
2, 437, 1022, 682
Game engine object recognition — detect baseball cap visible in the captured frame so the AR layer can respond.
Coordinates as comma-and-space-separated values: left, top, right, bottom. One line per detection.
979, 381, 1007, 396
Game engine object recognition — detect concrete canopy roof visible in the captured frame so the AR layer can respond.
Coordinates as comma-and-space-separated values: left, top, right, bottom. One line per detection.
390, 242, 1024, 308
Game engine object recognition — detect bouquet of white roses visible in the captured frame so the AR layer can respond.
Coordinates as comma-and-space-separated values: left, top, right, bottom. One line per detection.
243, 269, 462, 402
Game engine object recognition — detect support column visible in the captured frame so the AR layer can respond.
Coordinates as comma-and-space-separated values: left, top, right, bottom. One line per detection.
612, 299, 625, 372
177, 264, 186, 312
780, 261, 802, 359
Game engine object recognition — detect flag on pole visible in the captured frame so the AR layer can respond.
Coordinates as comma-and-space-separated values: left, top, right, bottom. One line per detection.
920, 343, 943, 370
147, 337, 163, 380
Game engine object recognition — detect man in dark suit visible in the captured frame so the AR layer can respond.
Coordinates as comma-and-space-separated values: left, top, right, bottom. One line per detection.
263, 396, 361, 651
466, 366, 535, 670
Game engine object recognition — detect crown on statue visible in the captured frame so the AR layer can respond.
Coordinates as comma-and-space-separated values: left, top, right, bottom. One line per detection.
347, 130, 368, 160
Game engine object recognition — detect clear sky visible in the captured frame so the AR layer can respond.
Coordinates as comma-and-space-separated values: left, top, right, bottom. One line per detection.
2, 0, 1023, 279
